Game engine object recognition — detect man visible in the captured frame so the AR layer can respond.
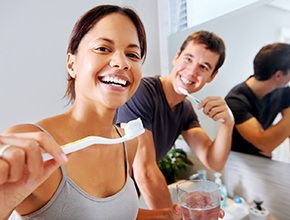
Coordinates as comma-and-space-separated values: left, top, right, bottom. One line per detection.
115, 30, 234, 209
225, 42, 290, 158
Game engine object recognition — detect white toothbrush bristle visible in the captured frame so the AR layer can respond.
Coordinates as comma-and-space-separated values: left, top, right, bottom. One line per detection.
178, 87, 189, 96
124, 118, 145, 139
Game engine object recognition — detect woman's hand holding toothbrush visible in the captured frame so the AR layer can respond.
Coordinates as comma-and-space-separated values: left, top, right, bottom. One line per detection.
0, 132, 67, 220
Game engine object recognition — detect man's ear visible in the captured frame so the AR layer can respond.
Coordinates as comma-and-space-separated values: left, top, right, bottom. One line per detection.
274, 70, 283, 80
172, 50, 181, 66
207, 70, 219, 83
67, 53, 76, 78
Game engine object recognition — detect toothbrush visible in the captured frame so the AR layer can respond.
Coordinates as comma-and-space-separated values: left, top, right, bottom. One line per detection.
178, 87, 225, 122
42, 118, 145, 161
178, 87, 201, 105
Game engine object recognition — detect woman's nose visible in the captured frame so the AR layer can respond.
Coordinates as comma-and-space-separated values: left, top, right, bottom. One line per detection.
109, 52, 130, 70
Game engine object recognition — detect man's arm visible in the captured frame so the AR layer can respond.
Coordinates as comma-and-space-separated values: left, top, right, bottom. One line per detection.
236, 106, 290, 155
133, 129, 172, 209
282, 107, 290, 139
182, 96, 234, 171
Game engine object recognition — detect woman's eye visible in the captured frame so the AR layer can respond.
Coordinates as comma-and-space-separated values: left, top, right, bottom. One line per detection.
185, 57, 191, 62
127, 53, 140, 60
95, 47, 109, 52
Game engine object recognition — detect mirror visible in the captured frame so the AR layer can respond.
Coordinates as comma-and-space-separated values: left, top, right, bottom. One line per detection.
168, 1, 290, 164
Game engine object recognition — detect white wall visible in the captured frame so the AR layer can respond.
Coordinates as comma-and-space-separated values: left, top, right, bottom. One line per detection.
0, 0, 161, 132
186, 0, 270, 28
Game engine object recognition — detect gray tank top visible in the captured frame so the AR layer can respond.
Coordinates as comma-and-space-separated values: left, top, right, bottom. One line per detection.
15, 124, 139, 220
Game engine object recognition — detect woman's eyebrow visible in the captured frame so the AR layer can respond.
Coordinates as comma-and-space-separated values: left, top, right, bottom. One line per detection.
97, 37, 140, 50
96, 37, 114, 44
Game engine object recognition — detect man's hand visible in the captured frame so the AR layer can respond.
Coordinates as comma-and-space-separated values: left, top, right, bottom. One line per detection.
198, 96, 234, 125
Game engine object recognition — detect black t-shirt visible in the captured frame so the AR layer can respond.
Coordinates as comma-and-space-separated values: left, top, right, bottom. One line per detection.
225, 78, 290, 157
115, 76, 200, 162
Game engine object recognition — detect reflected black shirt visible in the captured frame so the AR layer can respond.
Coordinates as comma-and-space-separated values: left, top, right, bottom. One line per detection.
225, 77, 290, 158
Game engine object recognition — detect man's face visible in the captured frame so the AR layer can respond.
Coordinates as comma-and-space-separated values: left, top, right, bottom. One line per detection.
171, 42, 219, 94
283, 70, 290, 87
277, 70, 290, 88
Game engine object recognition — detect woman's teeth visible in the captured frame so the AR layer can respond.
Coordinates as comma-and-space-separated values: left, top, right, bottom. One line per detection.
102, 76, 127, 87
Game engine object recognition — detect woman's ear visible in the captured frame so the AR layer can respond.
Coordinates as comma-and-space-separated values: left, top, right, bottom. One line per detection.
67, 53, 76, 78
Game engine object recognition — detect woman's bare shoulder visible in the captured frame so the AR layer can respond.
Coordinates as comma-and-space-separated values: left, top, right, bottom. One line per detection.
2, 123, 42, 135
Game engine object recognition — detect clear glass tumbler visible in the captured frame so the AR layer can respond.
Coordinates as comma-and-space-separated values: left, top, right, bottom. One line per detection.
176, 180, 220, 220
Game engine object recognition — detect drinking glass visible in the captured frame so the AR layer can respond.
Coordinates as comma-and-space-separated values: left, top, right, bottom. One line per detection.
176, 180, 220, 220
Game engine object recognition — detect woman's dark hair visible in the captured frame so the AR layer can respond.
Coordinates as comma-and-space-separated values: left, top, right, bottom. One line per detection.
64, 5, 147, 104
179, 30, 226, 74
254, 43, 290, 81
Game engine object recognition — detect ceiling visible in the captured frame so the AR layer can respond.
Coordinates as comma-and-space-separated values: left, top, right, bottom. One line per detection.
268, 0, 290, 12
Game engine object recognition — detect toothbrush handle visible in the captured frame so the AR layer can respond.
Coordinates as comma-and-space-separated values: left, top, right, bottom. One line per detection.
42, 136, 127, 161
187, 96, 225, 122
187, 95, 200, 105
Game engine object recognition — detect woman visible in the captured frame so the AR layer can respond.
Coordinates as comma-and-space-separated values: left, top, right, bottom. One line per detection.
0, 5, 181, 220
